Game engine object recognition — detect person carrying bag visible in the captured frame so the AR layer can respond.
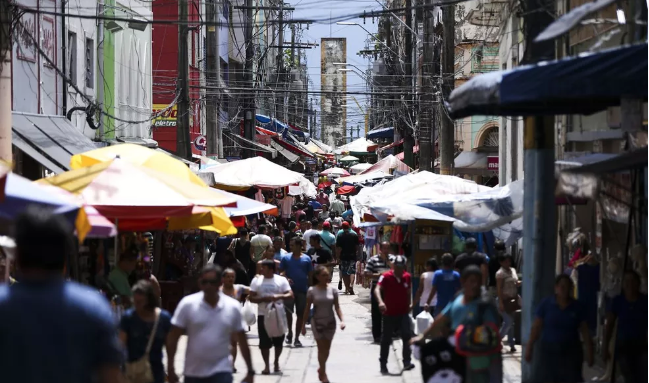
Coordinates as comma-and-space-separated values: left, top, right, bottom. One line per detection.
125, 308, 161, 383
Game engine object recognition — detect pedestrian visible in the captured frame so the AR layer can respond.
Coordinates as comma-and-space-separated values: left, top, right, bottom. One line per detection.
318, 205, 330, 221
272, 236, 288, 261
307, 234, 334, 267
0, 206, 123, 383
119, 280, 172, 383
364, 242, 395, 343
336, 222, 359, 295
249, 259, 294, 374
284, 221, 298, 250
330, 195, 345, 216
220, 250, 249, 286
495, 252, 521, 353
525, 274, 593, 383
166, 264, 254, 383
413, 257, 439, 317
302, 220, 320, 251
221, 268, 251, 372
301, 266, 346, 383
413, 265, 502, 383
603, 270, 647, 383
455, 237, 489, 287
424, 254, 460, 316
488, 240, 506, 297
256, 245, 281, 275
280, 237, 314, 347
374, 255, 415, 374
319, 222, 337, 282
250, 225, 273, 263
230, 228, 253, 285
108, 246, 138, 307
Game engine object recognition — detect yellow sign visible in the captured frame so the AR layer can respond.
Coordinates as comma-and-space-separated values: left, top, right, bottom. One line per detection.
152, 104, 178, 128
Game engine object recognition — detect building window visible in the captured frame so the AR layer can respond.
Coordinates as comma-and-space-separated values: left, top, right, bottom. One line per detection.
68, 31, 77, 86
85, 38, 94, 89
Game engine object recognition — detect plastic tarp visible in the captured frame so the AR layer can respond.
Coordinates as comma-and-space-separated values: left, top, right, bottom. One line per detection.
334, 137, 378, 155
336, 171, 393, 185
217, 190, 279, 217
199, 156, 314, 196
367, 126, 394, 139
350, 163, 373, 174
360, 154, 412, 175
446, 43, 648, 119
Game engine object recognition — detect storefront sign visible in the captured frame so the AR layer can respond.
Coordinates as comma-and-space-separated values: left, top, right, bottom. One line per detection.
193, 135, 206, 151
256, 134, 271, 146
487, 156, 499, 171
152, 104, 178, 128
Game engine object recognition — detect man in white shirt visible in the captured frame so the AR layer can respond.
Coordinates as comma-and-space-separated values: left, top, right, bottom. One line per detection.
249, 260, 293, 375
330, 195, 345, 216
301, 220, 320, 252
167, 264, 254, 383
250, 225, 273, 262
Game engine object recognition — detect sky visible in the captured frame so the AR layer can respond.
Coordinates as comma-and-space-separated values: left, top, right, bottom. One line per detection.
291, 0, 380, 139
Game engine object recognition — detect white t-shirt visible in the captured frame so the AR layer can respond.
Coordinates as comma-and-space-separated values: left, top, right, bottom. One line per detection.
302, 229, 319, 251
419, 271, 437, 306
170, 292, 244, 377
249, 274, 291, 316
250, 234, 273, 261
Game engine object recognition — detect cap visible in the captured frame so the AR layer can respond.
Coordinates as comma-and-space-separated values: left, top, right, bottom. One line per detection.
393, 255, 407, 267
322, 221, 331, 229
342, 221, 350, 229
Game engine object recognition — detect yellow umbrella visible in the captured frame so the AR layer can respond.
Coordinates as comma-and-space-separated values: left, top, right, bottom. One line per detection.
168, 206, 237, 235
70, 143, 206, 187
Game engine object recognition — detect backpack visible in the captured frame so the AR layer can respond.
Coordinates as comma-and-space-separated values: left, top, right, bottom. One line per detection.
454, 298, 501, 358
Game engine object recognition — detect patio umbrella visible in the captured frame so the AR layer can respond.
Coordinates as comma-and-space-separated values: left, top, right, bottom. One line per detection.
320, 167, 350, 177
70, 143, 206, 187
0, 173, 79, 221
339, 155, 359, 162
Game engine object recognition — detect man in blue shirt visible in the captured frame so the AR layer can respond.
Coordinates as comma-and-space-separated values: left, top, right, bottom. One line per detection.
0, 206, 123, 383
280, 237, 313, 347
425, 253, 461, 316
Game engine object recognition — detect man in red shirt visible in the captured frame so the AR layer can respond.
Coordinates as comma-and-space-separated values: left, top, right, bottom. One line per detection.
375, 255, 415, 374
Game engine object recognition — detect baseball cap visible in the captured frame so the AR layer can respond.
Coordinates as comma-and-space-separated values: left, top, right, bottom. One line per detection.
342, 221, 350, 229
393, 255, 407, 267
322, 221, 331, 229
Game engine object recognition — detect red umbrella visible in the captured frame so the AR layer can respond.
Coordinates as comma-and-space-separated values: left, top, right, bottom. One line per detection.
336, 185, 356, 195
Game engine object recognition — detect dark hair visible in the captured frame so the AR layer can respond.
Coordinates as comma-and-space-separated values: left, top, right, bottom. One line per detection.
310, 233, 322, 243
465, 237, 477, 249
312, 265, 328, 285
494, 239, 506, 251
461, 264, 482, 279
497, 252, 512, 264
200, 263, 223, 280
260, 259, 276, 272
258, 224, 267, 234
238, 227, 248, 236
132, 280, 159, 310
272, 228, 281, 237
273, 236, 284, 243
15, 206, 73, 271
426, 257, 439, 271
222, 267, 236, 277
555, 274, 573, 288
290, 236, 303, 247
292, 206, 298, 211
288, 221, 297, 230
441, 253, 454, 267
311, 219, 319, 227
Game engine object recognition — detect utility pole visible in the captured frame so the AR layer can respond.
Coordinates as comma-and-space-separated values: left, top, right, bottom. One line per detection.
401, 0, 415, 168
206, 0, 219, 156
242, 0, 255, 159
439, 5, 455, 175
418, 0, 433, 171
276, 3, 285, 122
520, 0, 556, 381
0, 0, 12, 161
176, 0, 192, 159
97, 0, 106, 141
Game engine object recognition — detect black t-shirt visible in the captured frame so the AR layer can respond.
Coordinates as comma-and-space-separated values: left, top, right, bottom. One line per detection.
336, 231, 359, 261
455, 251, 488, 273
307, 248, 333, 265
234, 240, 252, 269
419, 337, 466, 383
284, 231, 297, 250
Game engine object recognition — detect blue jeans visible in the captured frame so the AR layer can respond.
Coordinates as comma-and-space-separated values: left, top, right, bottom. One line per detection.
184, 372, 233, 383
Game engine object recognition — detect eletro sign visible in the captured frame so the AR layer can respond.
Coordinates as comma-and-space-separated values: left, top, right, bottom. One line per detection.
152, 104, 178, 128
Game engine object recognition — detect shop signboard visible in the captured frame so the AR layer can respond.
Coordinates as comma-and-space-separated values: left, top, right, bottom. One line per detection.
152, 104, 178, 128
487, 156, 499, 172
194, 135, 206, 152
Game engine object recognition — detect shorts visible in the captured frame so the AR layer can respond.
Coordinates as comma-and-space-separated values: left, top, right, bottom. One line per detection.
340, 260, 357, 276
257, 316, 285, 350
284, 292, 307, 318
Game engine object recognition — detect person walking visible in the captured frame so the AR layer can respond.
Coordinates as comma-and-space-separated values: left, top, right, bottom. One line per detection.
495, 252, 520, 353
280, 237, 314, 347
603, 270, 647, 383
0, 207, 123, 383
364, 242, 395, 343
301, 266, 345, 383
249, 260, 293, 374
256, 246, 281, 275
272, 237, 288, 261
525, 274, 593, 383
119, 280, 172, 383
424, 253, 461, 316
166, 264, 254, 383
302, 220, 320, 252
455, 237, 489, 287
108, 246, 138, 307
319, 222, 337, 282
250, 225, 273, 263
413, 257, 439, 317
307, 234, 334, 267
221, 268, 251, 373
230, 228, 253, 285
336, 222, 359, 295
374, 255, 415, 374
330, 195, 345, 216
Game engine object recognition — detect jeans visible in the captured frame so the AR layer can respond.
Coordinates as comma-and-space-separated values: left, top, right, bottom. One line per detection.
499, 310, 515, 348
380, 314, 412, 366
370, 283, 382, 341
185, 372, 233, 383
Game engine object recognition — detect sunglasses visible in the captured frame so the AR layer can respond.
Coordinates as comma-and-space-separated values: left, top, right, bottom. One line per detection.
200, 279, 220, 286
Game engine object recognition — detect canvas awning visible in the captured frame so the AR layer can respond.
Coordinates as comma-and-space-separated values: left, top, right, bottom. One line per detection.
367, 126, 394, 139
12, 112, 99, 174
228, 133, 277, 157
270, 140, 300, 163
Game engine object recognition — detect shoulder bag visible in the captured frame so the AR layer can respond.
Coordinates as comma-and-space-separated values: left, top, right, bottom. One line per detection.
125, 308, 161, 383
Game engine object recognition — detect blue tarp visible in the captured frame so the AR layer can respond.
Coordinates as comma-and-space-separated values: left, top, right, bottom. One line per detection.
447, 43, 648, 118
367, 126, 394, 139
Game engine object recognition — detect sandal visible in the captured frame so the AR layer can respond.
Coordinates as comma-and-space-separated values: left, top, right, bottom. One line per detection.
261, 369, 270, 375
274, 363, 281, 373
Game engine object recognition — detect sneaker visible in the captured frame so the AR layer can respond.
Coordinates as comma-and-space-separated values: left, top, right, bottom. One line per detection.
294, 339, 303, 347
285, 335, 292, 345
403, 362, 415, 371
509, 346, 517, 353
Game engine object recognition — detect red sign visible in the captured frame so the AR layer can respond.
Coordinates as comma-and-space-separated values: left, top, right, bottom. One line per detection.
487, 156, 499, 171
256, 134, 271, 146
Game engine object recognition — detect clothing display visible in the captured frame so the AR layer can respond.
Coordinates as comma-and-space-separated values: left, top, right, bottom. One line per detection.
279, 196, 294, 219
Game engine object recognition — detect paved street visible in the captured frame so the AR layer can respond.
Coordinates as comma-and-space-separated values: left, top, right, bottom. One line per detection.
165, 274, 527, 383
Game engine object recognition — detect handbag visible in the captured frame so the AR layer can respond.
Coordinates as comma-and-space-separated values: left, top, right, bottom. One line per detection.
503, 295, 521, 313
125, 308, 160, 383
